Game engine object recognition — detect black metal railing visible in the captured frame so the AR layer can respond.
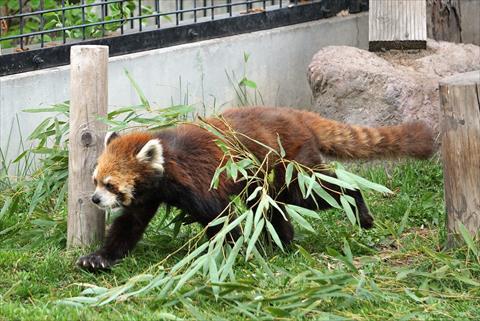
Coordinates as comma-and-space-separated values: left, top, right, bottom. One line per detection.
0, 0, 368, 76
0, 1, 299, 50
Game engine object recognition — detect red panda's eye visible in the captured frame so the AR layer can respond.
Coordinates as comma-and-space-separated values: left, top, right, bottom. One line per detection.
93, 178, 98, 186
105, 183, 114, 191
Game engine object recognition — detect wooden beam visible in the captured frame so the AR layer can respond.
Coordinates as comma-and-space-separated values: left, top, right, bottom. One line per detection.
369, 0, 427, 51
67, 45, 109, 248
439, 70, 480, 246
427, 0, 462, 43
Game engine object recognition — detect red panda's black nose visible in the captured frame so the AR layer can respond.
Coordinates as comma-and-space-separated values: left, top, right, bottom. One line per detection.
91, 195, 101, 204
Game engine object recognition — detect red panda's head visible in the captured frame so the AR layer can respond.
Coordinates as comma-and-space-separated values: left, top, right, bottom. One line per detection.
91, 131, 164, 209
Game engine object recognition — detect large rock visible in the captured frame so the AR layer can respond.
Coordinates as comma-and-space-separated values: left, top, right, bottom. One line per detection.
307, 40, 480, 134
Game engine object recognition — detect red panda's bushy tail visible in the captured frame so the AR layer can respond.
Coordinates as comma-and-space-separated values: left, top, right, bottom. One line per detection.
304, 115, 434, 160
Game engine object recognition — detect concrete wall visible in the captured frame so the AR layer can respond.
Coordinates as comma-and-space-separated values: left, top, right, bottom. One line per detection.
0, 12, 368, 163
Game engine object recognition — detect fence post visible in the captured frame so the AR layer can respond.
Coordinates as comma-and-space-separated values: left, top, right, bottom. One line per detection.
369, 0, 427, 51
439, 70, 480, 246
67, 45, 109, 248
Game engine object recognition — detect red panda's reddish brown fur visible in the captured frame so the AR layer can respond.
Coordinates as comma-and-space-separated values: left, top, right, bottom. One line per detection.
215, 107, 434, 160
78, 107, 434, 271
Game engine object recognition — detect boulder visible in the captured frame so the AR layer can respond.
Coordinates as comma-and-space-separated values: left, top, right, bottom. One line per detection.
307, 40, 480, 134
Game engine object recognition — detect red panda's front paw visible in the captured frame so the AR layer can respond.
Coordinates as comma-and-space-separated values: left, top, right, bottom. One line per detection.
76, 253, 115, 271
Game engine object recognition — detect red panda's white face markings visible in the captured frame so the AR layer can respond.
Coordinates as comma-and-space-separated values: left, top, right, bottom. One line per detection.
92, 172, 132, 209
92, 170, 137, 208
92, 175, 119, 208
91, 132, 165, 209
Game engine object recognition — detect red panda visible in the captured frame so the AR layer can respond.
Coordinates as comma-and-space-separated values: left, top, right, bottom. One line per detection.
77, 106, 434, 270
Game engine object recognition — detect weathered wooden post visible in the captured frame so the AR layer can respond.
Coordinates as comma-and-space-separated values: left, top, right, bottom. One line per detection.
439, 70, 480, 246
369, 0, 427, 51
67, 45, 108, 248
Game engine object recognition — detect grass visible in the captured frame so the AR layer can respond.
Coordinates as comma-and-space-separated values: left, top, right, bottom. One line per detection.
0, 68, 478, 320
1, 158, 479, 321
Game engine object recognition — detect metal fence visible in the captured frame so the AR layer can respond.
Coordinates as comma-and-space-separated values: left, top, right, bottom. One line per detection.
1, 1, 291, 51
0, 0, 368, 76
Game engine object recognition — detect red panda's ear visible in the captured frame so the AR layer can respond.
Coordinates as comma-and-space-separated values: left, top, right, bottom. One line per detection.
104, 131, 119, 148
136, 139, 164, 172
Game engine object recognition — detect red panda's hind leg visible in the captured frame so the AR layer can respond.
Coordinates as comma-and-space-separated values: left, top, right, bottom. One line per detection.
313, 174, 374, 229
347, 189, 374, 229
292, 143, 374, 229
268, 208, 295, 245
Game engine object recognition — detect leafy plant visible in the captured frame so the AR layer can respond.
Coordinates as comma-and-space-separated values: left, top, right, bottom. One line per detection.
0, 0, 157, 49
0, 70, 192, 245
226, 53, 264, 106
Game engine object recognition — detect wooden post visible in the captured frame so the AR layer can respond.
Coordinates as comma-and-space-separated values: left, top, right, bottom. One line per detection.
369, 0, 427, 51
67, 45, 109, 248
439, 70, 480, 246
427, 0, 462, 44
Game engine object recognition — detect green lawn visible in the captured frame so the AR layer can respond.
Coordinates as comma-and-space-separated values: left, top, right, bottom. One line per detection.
1, 159, 479, 321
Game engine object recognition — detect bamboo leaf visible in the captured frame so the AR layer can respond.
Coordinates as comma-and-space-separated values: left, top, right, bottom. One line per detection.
266, 220, 284, 251
312, 184, 341, 209
57, 296, 99, 306
228, 161, 238, 181
156, 313, 184, 321
98, 284, 133, 306
171, 242, 209, 274
285, 205, 315, 233
208, 255, 220, 298
56, 300, 86, 307
208, 216, 228, 227
209, 166, 225, 190
159, 105, 194, 118
285, 162, 294, 187
27, 118, 53, 140
243, 210, 254, 240
246, 186, 262, 203
252, 247, 274, 277
173, 257, 206, 293
458, 221, 479, 257
297, 172, 307, 198
124, 69, 151, 111
305, 174, 317, 198
246, 218, 265, 259
219, 236, 244, 282
266, 194, 285, 218
340, 195, 356, 226
343, 239, 353, 263
212, 212, 247, 243
315, 172, 356, 190
23, 103, 69, 114
0, 197, 12, 220
336, 168, 393, 194
254, 193, 268, 227
287, 205, 320, 219
239, 77, 257, 89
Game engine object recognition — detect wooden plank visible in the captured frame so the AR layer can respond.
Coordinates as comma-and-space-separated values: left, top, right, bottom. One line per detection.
369, 0, 427, 51
439, 70, 480, 246
427, 0, 462, 43
67, 45, 109, 248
